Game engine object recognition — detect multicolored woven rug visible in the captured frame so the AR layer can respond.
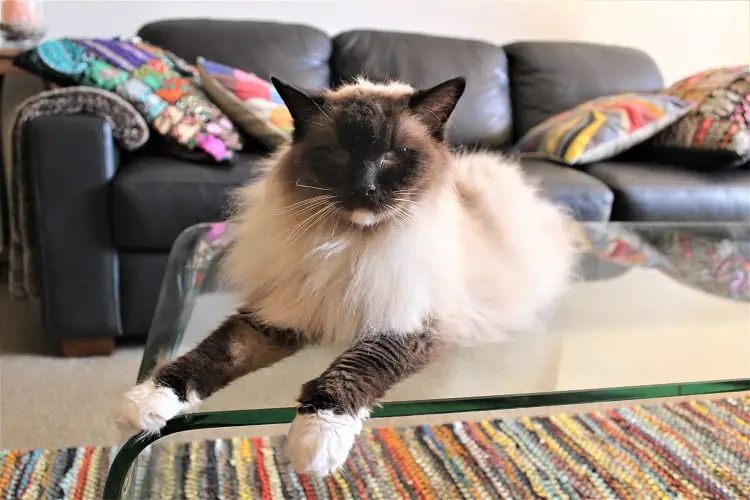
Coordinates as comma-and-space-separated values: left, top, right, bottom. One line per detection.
2, 396, 748, 499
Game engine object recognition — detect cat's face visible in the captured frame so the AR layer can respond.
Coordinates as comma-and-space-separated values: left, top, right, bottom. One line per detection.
272, 77, 466, 228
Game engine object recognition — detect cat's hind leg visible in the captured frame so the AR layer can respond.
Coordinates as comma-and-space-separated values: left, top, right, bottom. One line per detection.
287, 323, 442, 476
118, 310, 305, 435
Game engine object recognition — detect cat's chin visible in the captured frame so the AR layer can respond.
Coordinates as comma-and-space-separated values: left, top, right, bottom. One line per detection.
347, 209, 380, 228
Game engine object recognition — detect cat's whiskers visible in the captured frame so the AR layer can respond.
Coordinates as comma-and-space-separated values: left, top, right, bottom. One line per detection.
285, 204, 332, 240
386, 204, 411, 226
283, 203, 333, 221
277, 194, 332, 211
321, 204, 342, 238
329, 202, 343, 237
295, 179, 333, 191
284, 203, 338, 245
394, 188, 427, 196
396, 204, 414, 222
282, 202, 332, 237
394, 188, 426, 194
275, 195, 333, 216
283, 199, 331, 216
392, 197, 419, 206
306, 204, 340, 239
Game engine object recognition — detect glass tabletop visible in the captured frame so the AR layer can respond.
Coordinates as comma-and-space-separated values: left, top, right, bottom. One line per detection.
104, 221, 750, 498
140, 221, 750, 412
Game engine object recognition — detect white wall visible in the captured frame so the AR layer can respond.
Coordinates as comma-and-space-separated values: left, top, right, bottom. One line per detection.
36, 0, 750, 85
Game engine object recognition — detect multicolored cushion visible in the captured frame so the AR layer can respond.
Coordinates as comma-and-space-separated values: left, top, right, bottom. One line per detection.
574, 222, 749, 302
197, 57, 292, 148
516, 93, 695, 165
652, 66, 750, 167
14, 38, 243, 163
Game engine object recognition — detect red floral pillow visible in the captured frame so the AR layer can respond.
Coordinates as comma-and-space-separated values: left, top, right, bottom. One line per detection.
654, 66, 750, 167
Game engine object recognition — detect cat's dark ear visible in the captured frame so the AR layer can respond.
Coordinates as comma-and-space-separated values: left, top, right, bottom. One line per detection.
408, 77, 466, 140
271, 76, 327, 140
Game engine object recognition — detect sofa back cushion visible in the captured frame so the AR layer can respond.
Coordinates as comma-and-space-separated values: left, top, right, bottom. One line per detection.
505, 42, 663, 140
332, 30, 512, 147
137, 19, 332, 89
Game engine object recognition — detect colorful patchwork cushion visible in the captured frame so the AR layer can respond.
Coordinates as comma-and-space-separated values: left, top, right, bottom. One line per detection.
197, 57, 292, 148
516, 93, 695, 165
14, 38, 243, 163
644, 230, 750, 302
652, 66, 750, 167
574, 222, 749, 302
572, 222, 666, 268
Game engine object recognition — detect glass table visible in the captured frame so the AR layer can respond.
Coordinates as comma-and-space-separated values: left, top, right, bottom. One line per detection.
104, 221, 750, 499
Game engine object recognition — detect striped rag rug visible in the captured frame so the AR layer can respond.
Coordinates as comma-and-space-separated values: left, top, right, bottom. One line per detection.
1, 396, 748, 499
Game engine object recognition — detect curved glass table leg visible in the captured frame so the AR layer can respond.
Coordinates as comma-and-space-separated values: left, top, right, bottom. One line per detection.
105, 223, 230, 498
137, 223, 231, 381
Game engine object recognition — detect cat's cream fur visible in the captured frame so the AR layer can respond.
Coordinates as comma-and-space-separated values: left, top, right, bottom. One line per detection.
224, 144, 577, 345
119, 79, 579, 479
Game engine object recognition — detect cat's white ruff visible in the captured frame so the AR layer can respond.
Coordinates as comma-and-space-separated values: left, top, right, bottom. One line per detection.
225, 151, 578, 346
117, 379, 200, 434
286, 409, 369, 476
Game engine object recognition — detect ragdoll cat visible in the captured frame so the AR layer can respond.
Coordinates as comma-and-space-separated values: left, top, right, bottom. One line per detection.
119, 75, 578, 476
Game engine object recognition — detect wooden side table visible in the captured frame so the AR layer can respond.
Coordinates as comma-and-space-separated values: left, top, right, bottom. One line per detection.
0, 47, 22, 258
0, 47, 23, 75
0, 43, 44, 258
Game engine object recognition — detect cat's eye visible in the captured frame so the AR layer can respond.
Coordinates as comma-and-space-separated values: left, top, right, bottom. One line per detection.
383, 147, 410, 162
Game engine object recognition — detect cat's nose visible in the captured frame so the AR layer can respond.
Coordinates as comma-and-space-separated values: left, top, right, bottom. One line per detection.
352, 182, 377, 199
350, 167, 378, 202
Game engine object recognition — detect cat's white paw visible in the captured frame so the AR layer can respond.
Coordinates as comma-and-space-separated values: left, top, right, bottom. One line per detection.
286, 409, 368, 476
117, 379, 198, 435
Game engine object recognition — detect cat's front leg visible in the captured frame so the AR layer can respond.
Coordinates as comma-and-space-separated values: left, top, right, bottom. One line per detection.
287, 322, 442, 476
118, 310, 305, 434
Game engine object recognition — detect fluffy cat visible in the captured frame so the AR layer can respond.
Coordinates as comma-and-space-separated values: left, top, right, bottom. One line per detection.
119, 76, 578, 476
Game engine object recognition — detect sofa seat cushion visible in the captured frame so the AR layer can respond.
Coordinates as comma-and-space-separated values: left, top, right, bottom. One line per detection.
584, 161, 750, 221
112, 153, 262, 250
520, 159, 614, 221
332, 30, 512, 148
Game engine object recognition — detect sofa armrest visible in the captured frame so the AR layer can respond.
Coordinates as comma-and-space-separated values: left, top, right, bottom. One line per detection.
26, 115, 123, 342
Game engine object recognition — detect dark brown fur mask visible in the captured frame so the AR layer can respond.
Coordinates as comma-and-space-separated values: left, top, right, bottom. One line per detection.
270, 76, 466, 228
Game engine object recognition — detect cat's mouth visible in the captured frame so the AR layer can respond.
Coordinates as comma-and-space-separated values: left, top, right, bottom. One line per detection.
339, 195, 415, 229
347, 209, 381, 227
346, 204, 413, 228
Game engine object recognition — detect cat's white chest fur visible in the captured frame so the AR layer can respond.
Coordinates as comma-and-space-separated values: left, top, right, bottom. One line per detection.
224, 151, 578, 346
303, 230, 440, 340
224, 192, 457, 343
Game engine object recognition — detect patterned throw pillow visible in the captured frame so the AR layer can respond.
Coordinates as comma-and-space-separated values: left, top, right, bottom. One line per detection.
197, 57, 293, 148
516, 93, 695, 166
14, 38, 243, 163
652, 66, 750, 167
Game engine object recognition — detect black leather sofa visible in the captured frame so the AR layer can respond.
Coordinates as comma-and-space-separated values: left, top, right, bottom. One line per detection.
24, 20, 750, 355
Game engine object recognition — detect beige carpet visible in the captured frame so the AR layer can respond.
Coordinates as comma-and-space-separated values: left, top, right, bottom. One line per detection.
0, 284, 142, 450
